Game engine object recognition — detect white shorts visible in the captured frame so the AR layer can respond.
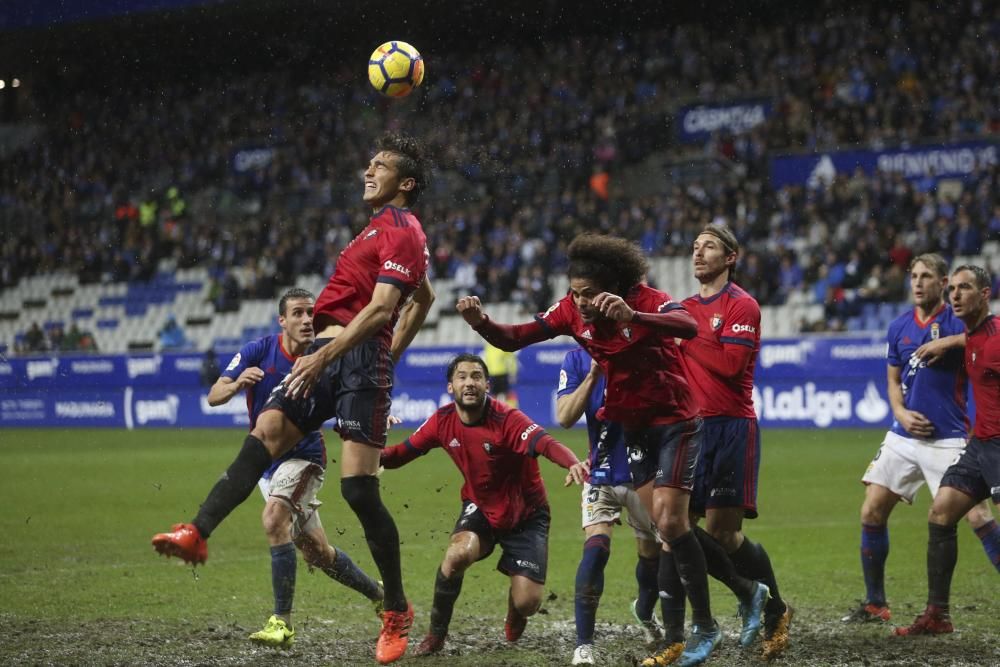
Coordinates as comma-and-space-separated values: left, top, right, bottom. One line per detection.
257, 459, 326, 539
862, 431, 966, 504
581, 482, 659, 543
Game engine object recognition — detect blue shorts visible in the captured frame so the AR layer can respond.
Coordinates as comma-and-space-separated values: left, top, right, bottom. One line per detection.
262, 337, 393, 447
691, 416, 761, 519
625, 417, 703, 490
940, 436, 1000, 505
453, 500, 550, 584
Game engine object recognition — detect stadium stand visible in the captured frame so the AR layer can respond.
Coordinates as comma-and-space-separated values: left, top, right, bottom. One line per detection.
1, 0, 998, 353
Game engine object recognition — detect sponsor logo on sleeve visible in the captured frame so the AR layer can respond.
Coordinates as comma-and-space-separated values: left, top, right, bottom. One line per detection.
383, 260, 412, 277
520, 423, 540, 440
225, 353, 242, 372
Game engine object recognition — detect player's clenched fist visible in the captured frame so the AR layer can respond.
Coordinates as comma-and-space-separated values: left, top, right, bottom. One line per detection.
456, 295, 486, 326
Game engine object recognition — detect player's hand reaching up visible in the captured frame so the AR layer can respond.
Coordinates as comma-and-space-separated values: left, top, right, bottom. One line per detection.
565, 458, 591, 486
591, 292, 634, 322
456, 295, 487, 326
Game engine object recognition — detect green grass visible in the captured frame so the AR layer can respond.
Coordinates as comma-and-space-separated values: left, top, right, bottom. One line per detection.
2, 428, 998, 665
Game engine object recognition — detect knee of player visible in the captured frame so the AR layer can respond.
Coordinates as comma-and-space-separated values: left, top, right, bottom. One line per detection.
708, 527, 743, 553
511, 589, 543, 617
441, 548, 477, 576
340, 475, 378, 510
261, 502, 293, 541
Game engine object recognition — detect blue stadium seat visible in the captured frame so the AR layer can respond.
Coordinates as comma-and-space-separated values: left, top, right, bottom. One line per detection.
96, 318, 119, 329
71, 307, 94, 319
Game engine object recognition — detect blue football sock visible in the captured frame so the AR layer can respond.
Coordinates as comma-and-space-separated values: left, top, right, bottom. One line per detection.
322, 547, 382, 601
270, 542, 297, 617
861, 523, 889, 605
574, 534, 611, 646
635, 554, 659, 621
974, 519, 1000, 572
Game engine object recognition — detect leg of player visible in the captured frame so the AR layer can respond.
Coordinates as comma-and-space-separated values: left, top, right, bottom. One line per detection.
414, 531, 485, 656
896, 486, 976, 636
295, 527, 384, 613
965, 500, 1000, 573
703, 508, 786, 658
653, 485, 720, 667
631, 536, 664, 644
573, 523, 612, 664
843, 482, 898, 623
249, 498, 298, 648
506, 574, 543, 642
697, 513, 771, 649
151, 410, 304, 564
340, 439, 411, 664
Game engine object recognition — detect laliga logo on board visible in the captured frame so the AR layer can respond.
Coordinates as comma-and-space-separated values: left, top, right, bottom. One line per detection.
752, 381, 889, 427
855, 382, 889, 423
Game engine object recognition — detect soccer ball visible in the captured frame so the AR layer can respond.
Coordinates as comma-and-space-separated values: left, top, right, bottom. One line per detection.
368, 41, 425, 98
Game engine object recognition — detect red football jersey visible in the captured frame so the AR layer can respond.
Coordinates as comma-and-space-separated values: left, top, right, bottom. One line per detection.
966, 315, 1000, 440
313, 205, 428, 346
398, 398, 550, 531
680, 282, 760, 419
537, 283, 698, 427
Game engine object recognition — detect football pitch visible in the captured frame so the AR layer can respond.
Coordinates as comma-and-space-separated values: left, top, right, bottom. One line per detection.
2, 428, 998, 666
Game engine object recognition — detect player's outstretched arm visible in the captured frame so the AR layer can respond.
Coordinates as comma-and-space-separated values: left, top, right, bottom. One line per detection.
456, 295, 552, 351
380, 441, 426, 469
683, 337, 754, 378
914, 333, 966, 366
392, 276, 436, 364
591, 292, 697, 338
207, 368, 264, 406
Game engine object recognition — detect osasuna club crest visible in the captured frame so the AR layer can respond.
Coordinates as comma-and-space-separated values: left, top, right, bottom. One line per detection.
483, 441, 494, 454
711, 313, 723, 330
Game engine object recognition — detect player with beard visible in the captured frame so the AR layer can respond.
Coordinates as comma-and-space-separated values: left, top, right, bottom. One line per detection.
842, 255, 999, 628
896, 264, 1000, 636
380, 354, 589, 654
205, 288, 384, 647
457, 233, 745, 667
675, 225, 785, 661
153, 133, 435, 665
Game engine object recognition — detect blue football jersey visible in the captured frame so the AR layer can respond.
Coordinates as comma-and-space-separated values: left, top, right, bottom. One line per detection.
558, 347, 632, 486
222, 334, 326, 478
886, 304, 969, 440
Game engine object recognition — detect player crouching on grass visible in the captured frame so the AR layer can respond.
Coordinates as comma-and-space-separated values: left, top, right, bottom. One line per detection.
379, 354, 589, 655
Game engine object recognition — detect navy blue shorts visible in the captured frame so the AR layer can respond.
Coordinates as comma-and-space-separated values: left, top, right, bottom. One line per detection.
690, 416, 761, 519
940, 436, 1000, 505
626, 417, 703, 490
453, 500, 550, 584
262, 337, 393, 447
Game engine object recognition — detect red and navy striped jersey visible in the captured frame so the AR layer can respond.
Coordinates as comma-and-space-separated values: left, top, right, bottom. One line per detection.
680, 282, 759, 419
966, 314, 1000, 440
313, 205, 428, 347
394, 397, 550, 531
537, 283, 698, 428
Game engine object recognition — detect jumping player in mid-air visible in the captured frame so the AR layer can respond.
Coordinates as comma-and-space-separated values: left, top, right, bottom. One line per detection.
206, 288, 383, 647
153, 132, 435, 665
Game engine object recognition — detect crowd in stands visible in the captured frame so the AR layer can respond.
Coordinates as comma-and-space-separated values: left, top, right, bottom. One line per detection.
1, 0, 998, 348
13, 321, 97, 354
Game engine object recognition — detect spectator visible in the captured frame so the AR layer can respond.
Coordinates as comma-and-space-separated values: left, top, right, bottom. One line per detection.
159, 315, 190, 351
